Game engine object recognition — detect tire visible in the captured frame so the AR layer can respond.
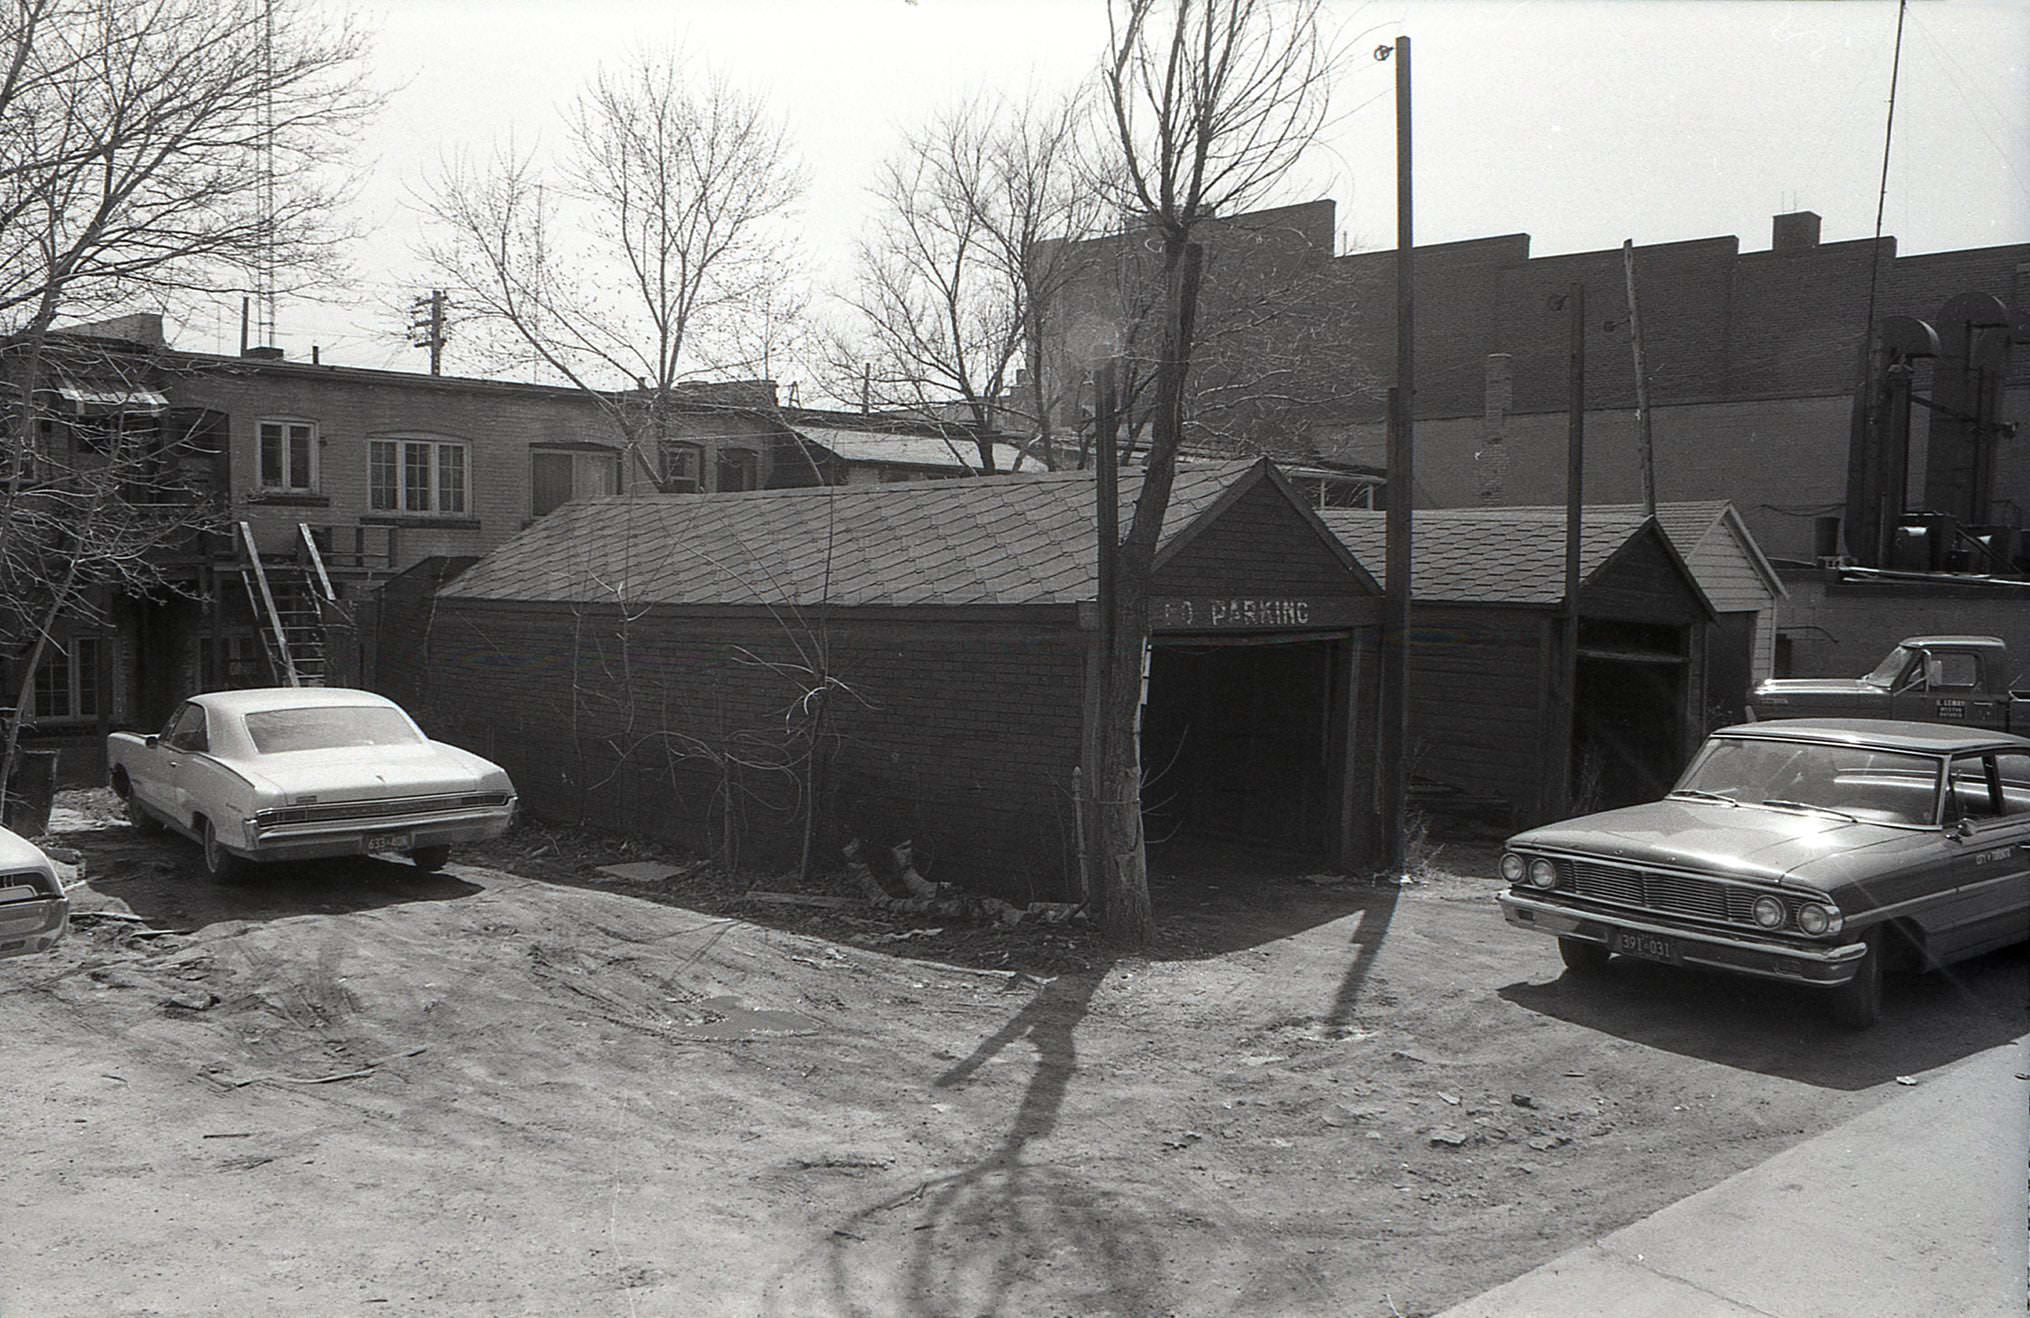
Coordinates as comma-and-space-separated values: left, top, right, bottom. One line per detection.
1827, 928, 1883, 1029
409, 845, 451, 873
1558, 938, 1613, 975
124, 792, 163, 835
201, 818, 246, 882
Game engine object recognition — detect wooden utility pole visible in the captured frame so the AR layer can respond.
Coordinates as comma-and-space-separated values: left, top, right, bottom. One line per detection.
1088, 359, 1122, 916
1556, 282, 1586, 818
1621, 241, 1655, 514
408, 290, 447, 375
1381, 34, 1415, 878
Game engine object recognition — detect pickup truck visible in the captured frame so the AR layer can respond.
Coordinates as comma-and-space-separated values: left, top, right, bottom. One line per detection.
1751, 635, 2030, 731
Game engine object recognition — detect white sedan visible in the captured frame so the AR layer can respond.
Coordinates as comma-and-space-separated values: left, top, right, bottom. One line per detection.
108, 688, 517, 880
0, 826, 68, 959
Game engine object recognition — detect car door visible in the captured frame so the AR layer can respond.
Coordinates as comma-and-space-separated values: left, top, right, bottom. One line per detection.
1891, 649, 1982, 725
131, 705, 194, 819
156, 703, 211, 829
1938, 750, 2030, 961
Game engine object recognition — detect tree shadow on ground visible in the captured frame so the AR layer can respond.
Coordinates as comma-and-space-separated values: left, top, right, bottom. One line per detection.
1499, 945, 2030, 1090
52, 822, 482, 932
775, 964, 1170, 1318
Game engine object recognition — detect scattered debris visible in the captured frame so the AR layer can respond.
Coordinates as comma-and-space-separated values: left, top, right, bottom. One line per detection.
159, 989, 218, 1012
843, 839, 1085, 927
846, 928, 943, 946
1526, 1134, 1571, 1151
224, 1044, 427, 1089
1511, 1093, 1537, 1108
1161, 1131, 1205, 1151
734, 891, 857, 910
1428, 1127, 1470, 1147
202, 1132, 255, 1140
1437, 1091, 1460, 1105
218, 1154, 275, 1173
1894, 1075, 1918, 1087
789, 1153, 893, 1174
595, 861, 690, 884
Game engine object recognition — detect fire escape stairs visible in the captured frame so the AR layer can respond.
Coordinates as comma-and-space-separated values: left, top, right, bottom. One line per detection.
234, 521, 340, 688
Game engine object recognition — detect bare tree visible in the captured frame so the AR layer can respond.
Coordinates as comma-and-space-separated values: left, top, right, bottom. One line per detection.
1089, 0, 1341, 945
0, 0, 374, 815
417, 50, 804, 486
839, 90, 1102, 471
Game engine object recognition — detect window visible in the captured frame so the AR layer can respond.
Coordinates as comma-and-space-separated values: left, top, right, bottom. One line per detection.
716, 448, 759, 492
245, 706, 421, 753
258, 419, 317, 492
1949, 751, 2030, 822
531, 449, 620, 518
370, 437, 468, 515
660, 442, 703, 493
28, 637, 101, 722
1925, 652, 1979, 690
164, 702, 208, 753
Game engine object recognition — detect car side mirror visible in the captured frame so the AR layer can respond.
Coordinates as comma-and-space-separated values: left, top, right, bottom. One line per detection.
1950, 818, 1976, 841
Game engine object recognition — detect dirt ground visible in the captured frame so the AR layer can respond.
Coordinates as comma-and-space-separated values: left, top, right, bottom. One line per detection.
5, 792, 2025, 1318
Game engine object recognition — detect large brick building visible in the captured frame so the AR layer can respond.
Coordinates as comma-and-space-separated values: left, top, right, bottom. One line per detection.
1037, 201, 2030, 568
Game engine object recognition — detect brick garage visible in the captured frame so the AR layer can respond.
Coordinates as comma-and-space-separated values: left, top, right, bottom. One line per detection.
382, 460, 1385, 900
1325, 509, 1715, 827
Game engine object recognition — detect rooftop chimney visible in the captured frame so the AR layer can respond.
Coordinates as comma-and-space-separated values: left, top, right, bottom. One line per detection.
243, 345, 285, 361
1772, 210, 1822, 254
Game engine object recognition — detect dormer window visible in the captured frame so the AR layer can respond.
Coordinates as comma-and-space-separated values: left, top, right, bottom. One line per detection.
660, 441, 702, 493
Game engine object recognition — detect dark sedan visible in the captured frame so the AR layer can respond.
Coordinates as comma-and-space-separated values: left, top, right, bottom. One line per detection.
1498, 719, 2030, 1027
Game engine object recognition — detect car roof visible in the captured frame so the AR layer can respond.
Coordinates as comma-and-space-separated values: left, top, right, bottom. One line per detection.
1713, 717, 2030, 755
1901, 635, 2005, 648
189, 687, 401, 717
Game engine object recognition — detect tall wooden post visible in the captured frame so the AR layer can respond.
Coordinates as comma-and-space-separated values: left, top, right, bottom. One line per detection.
1381, 35, 1414, 877
1621, 241, 1655, 515
1554, 282, 1586, 819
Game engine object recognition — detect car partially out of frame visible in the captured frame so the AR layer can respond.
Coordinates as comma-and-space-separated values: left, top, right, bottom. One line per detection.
0, 825, 68, 960
108, 687, 517, 880
1498, 718, 2030, 1027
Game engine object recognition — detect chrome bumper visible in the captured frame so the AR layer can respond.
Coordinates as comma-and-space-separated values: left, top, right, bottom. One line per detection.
0, 893, 69, 960
243, 804, 515, 861
1499, 890, 1868, 986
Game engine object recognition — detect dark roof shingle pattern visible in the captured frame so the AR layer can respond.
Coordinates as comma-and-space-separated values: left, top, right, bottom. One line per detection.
442, 461, 1255, 607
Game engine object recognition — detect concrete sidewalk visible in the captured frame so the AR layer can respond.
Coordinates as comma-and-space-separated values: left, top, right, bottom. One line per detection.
1438, 1036, 2030, 1318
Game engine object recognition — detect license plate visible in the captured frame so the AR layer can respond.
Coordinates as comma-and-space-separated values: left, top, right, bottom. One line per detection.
366, 832, 412, 855
1611, 929, 1679, 963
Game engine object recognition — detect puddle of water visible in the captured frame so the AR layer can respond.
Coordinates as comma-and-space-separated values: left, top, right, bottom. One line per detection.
672, 995, 821, 1041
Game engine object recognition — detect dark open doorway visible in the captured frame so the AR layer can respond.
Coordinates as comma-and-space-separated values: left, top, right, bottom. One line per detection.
1572, 620, 1689, 812
1142, 638, 1339, 856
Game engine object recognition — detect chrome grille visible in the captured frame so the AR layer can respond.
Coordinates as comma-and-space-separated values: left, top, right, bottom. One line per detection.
1565, 859, 1798, 929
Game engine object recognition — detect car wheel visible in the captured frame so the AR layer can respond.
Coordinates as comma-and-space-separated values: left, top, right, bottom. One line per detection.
201, 818, 246, 882
124, 793, 163, 834
409, 845, 451, 873
1827, 929, 1883, 1029
1557, 938, 1613, 975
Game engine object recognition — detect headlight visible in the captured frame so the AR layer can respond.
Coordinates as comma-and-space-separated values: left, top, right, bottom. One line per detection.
1796, 903, 1841, 936
1751, 895, 1786, 929
1527, 858, 1559, 889
1499, 853, 1527, 883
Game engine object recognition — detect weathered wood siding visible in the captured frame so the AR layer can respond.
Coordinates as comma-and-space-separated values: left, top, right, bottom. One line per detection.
1578, 528, 1710, 624
1403, 606, 1552, 825
406, 600, 1091, 901
1682, 521, 1779, 682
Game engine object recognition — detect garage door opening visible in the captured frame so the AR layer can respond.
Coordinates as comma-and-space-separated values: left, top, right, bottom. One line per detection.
1142, 638, 1342, 857
1572, 620, 1688, 812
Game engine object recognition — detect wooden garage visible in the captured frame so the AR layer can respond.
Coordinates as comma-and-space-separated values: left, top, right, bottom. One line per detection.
1323, 508, 1717, 826
379, 459, 1384, 901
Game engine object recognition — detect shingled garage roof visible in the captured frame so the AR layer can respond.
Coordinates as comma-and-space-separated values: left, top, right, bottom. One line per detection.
1320, 506, 1711, 607
442, 459, 1279, 608
791, 425, 1031, 474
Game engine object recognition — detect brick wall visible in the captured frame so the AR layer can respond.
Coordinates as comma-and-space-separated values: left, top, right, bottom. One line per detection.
166, 359, 787, 571
1775, 571, 2030, 683
403, 600, 1092, 901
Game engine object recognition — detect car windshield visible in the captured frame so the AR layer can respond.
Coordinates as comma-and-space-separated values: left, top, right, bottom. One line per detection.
243, 706, 423, 754
1858, 645, 1916, 688
1673, 737, 1941, 825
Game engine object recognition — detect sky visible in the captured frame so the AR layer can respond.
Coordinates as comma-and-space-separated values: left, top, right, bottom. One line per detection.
198, 0, 2030, 395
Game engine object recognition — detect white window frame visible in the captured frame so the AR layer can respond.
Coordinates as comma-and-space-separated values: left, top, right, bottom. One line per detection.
257, 417, 318, 493
369, 435, 470, 516
28, 636, 102, 723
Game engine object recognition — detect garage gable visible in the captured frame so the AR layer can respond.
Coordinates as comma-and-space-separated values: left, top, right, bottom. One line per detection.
1150, 463, 1381, 609
1578, 521, 1715, 624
